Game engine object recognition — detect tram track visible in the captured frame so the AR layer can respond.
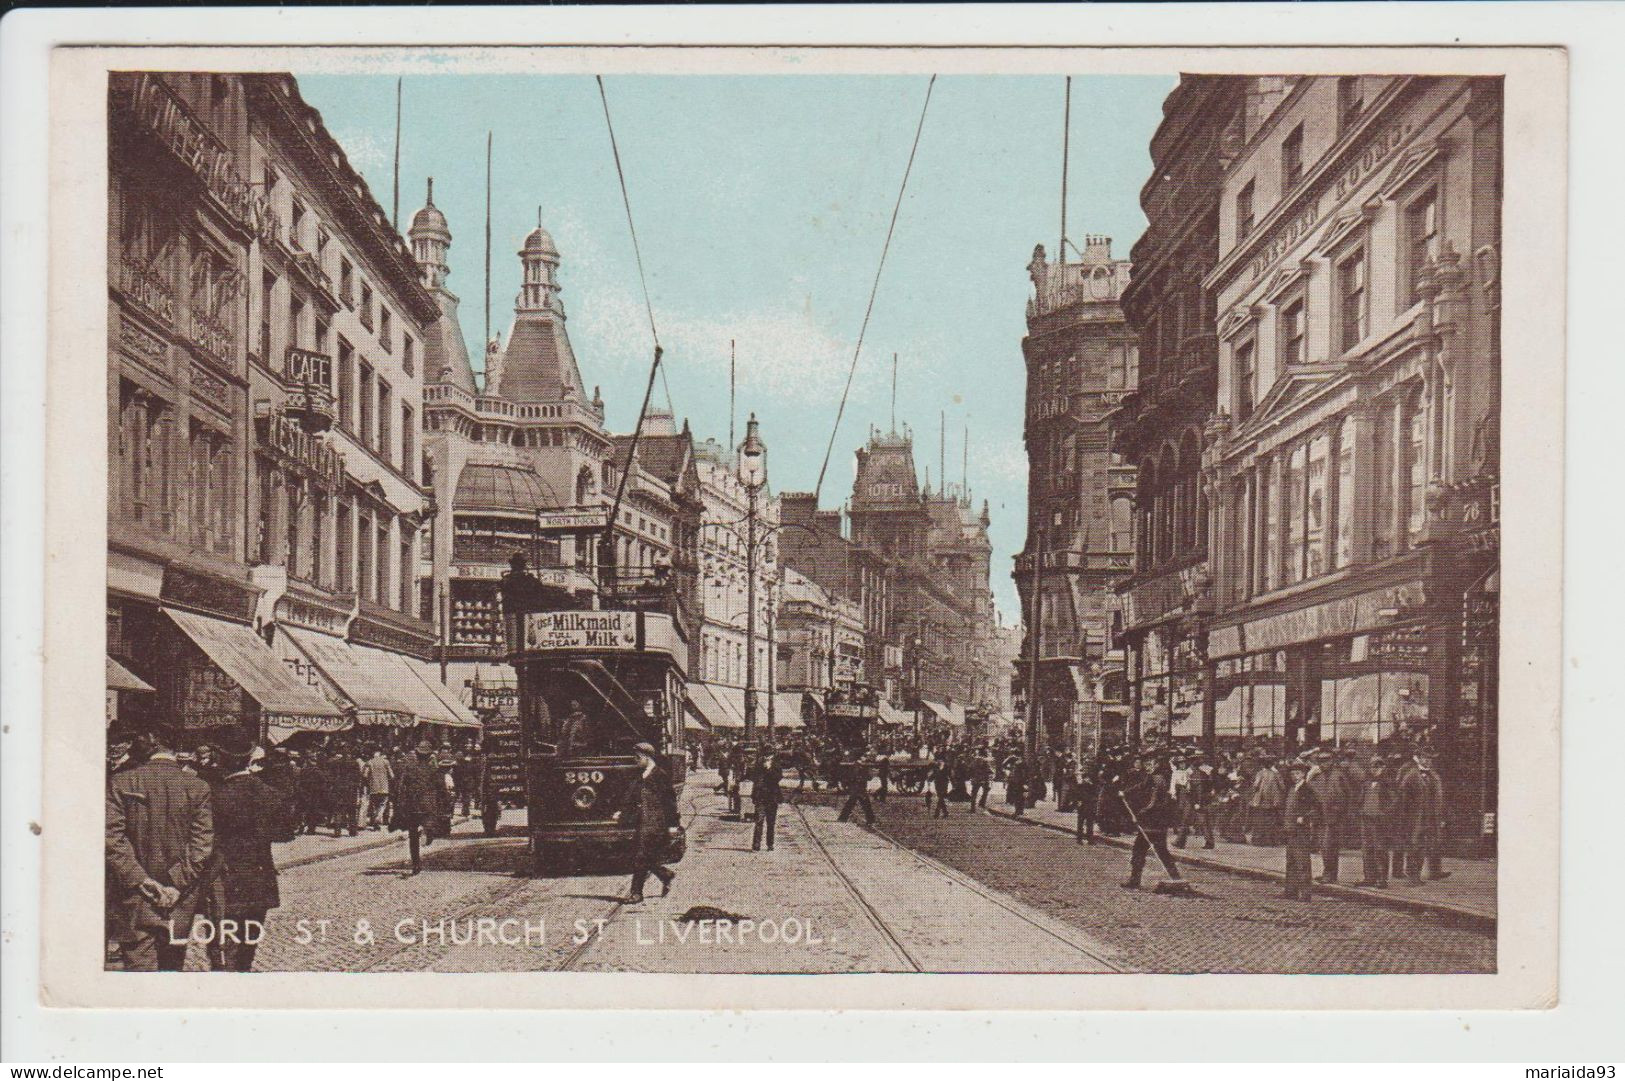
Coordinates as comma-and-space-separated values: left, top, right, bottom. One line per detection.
550, 779, 712, 972
785, 801, 924, 972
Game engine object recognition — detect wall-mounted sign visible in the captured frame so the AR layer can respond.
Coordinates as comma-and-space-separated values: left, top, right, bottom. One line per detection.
523, 610, 638, 651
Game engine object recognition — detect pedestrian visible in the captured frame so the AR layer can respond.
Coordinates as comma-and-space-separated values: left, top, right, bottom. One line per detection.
1308, 747, 1349, 883
968, 750, 992, 811
1248, 753, 1286, 846
929, 755, 952, 818
621, 742, 678, 902
295, 750, 326, 835
1005, 753, 1029, 816
1356, 755, 1397, 887
204, 730, 296, 971
874, 752, 891, 803
1397, 750, 1450, 885
1282, 758, 1322, 901
748, 749, 783, 851
389, 740, 445, 876
325, 749, 360, 837
364, 745, 393, 829
558, 699, 591, 758
454, 752, 479, 818
835, 754, 876, 826
1118, 752, 1179, 890
726, 744, 747, 818
105, 725, 214, 971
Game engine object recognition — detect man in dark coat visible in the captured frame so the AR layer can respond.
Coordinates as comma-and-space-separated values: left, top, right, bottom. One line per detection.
1397, 751, 1450, 884
325, 750, 360, 837
1118, 753, 1179, 890
206, 730, 296, 971
1005, 754, 1030, 816
968, 751, 993, 811
1356, 755, 1398, 887
748, 749, 784, 851
390, 740, 445, 875
1307, 747, 1350, 883
928, 755, 952, 819
105, 725, 214, 971
621, 742, 679, 901
835, 754, 876, 826
1282, 758, 1322, 901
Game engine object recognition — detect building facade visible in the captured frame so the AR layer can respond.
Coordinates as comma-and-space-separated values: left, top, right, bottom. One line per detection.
1203, 76, 1501, 837
1112, 76, 1249, 746
1015, 236, 1138, 756
689, 433, 779, 730
108, 73, 474, 746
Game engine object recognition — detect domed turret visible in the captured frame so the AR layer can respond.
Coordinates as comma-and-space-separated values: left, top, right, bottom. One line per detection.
409, 178, 452, 290
517, 207, 562, 313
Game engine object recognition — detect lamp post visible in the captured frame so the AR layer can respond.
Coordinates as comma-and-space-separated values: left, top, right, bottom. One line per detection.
738, 414, 767, 738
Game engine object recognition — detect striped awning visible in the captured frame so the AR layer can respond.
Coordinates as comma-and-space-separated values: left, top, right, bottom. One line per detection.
686, 682, 746, 729
163, 609, 341, 726
106, 656, 153, 693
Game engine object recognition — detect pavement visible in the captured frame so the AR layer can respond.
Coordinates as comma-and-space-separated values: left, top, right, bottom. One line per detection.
979, 792, 1496, 931
272, 813, 486, 871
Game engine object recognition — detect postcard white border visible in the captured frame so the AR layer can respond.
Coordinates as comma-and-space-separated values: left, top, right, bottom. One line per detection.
3, 1, 1615, 1061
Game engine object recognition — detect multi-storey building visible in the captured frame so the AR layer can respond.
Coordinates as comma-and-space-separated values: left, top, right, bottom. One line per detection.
107, 73, 474, 746
1014, 236, 1138, 755
1203, 76, 1501, 836
776, 566, 865, 730
688, 429, 779, 731
1112, 76, 1250, 745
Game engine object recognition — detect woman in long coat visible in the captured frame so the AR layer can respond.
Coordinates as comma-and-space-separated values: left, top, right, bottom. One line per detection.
621, 742, 679, 903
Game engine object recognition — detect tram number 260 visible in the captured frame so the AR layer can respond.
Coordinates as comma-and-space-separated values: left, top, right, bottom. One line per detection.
563, 770, 606, 785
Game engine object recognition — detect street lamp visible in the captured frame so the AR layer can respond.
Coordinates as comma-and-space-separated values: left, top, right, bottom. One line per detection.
738, 413, 767, 738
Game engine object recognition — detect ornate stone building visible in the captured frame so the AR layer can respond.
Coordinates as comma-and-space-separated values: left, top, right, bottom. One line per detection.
1203, 76, 1501, 838
1112, 76, 1250, 746
1015, 236, 1138, 755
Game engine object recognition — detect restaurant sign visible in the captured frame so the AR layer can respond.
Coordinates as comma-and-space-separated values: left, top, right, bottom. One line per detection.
523, 610, 638, 651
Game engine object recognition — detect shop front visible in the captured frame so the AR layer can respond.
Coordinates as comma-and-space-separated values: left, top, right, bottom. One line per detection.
1120, 560, 1212, 747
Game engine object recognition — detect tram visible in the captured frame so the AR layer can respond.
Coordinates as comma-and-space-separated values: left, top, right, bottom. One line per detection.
499, 555, 688, 875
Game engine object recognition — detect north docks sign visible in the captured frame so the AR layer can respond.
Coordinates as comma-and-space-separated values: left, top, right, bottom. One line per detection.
523, 611, 638, 652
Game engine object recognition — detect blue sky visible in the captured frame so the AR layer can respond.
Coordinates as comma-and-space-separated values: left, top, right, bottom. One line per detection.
296, 72, 1176, 622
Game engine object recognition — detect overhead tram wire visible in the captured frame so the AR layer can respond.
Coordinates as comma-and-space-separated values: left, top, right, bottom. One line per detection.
812, 74, 938, 505
595, 75, 667, 575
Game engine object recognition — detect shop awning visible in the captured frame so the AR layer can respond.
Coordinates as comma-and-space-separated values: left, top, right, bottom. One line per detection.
686, 682, 746, 729
771, 692, 809, 730
407, 659, 482, 728
356, 647, 480, 728
919, 699, 963, 727
876, 700, 911, 727
278, 626, 414, 725
163, 609, 340, 725
107, 656, 153, 693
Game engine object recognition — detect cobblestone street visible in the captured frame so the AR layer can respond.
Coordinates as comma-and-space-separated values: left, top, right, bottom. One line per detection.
226, 775, 1493, 974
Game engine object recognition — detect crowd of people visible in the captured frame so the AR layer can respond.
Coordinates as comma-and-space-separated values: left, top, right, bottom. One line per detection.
695, 726, 1456, 903
105, 724, 482, 971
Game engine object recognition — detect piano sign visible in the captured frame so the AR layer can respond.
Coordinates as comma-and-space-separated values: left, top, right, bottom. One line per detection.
523, 610, 638, 651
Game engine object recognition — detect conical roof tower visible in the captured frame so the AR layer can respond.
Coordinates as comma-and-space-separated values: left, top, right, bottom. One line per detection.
408, 178, 478, 394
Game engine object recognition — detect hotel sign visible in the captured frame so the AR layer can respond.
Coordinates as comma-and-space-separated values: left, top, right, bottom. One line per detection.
523, 610, 638, 651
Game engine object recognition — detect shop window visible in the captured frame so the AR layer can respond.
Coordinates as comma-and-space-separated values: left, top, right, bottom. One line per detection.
1336, 245, 1368, 354
1406, 390, 1428, 547
1285, 443, 1307, 584
1335, 415, 1357, 569
1305, 432, 1330, 577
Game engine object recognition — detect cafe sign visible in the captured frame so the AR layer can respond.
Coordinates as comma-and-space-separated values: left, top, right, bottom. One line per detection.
523, 610, 637, 651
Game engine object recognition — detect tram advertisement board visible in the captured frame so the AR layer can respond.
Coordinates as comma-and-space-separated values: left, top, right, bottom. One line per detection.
522, 610, 638, 651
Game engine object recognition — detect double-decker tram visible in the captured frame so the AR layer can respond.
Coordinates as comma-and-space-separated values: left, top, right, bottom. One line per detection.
500, 557, 687, 875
